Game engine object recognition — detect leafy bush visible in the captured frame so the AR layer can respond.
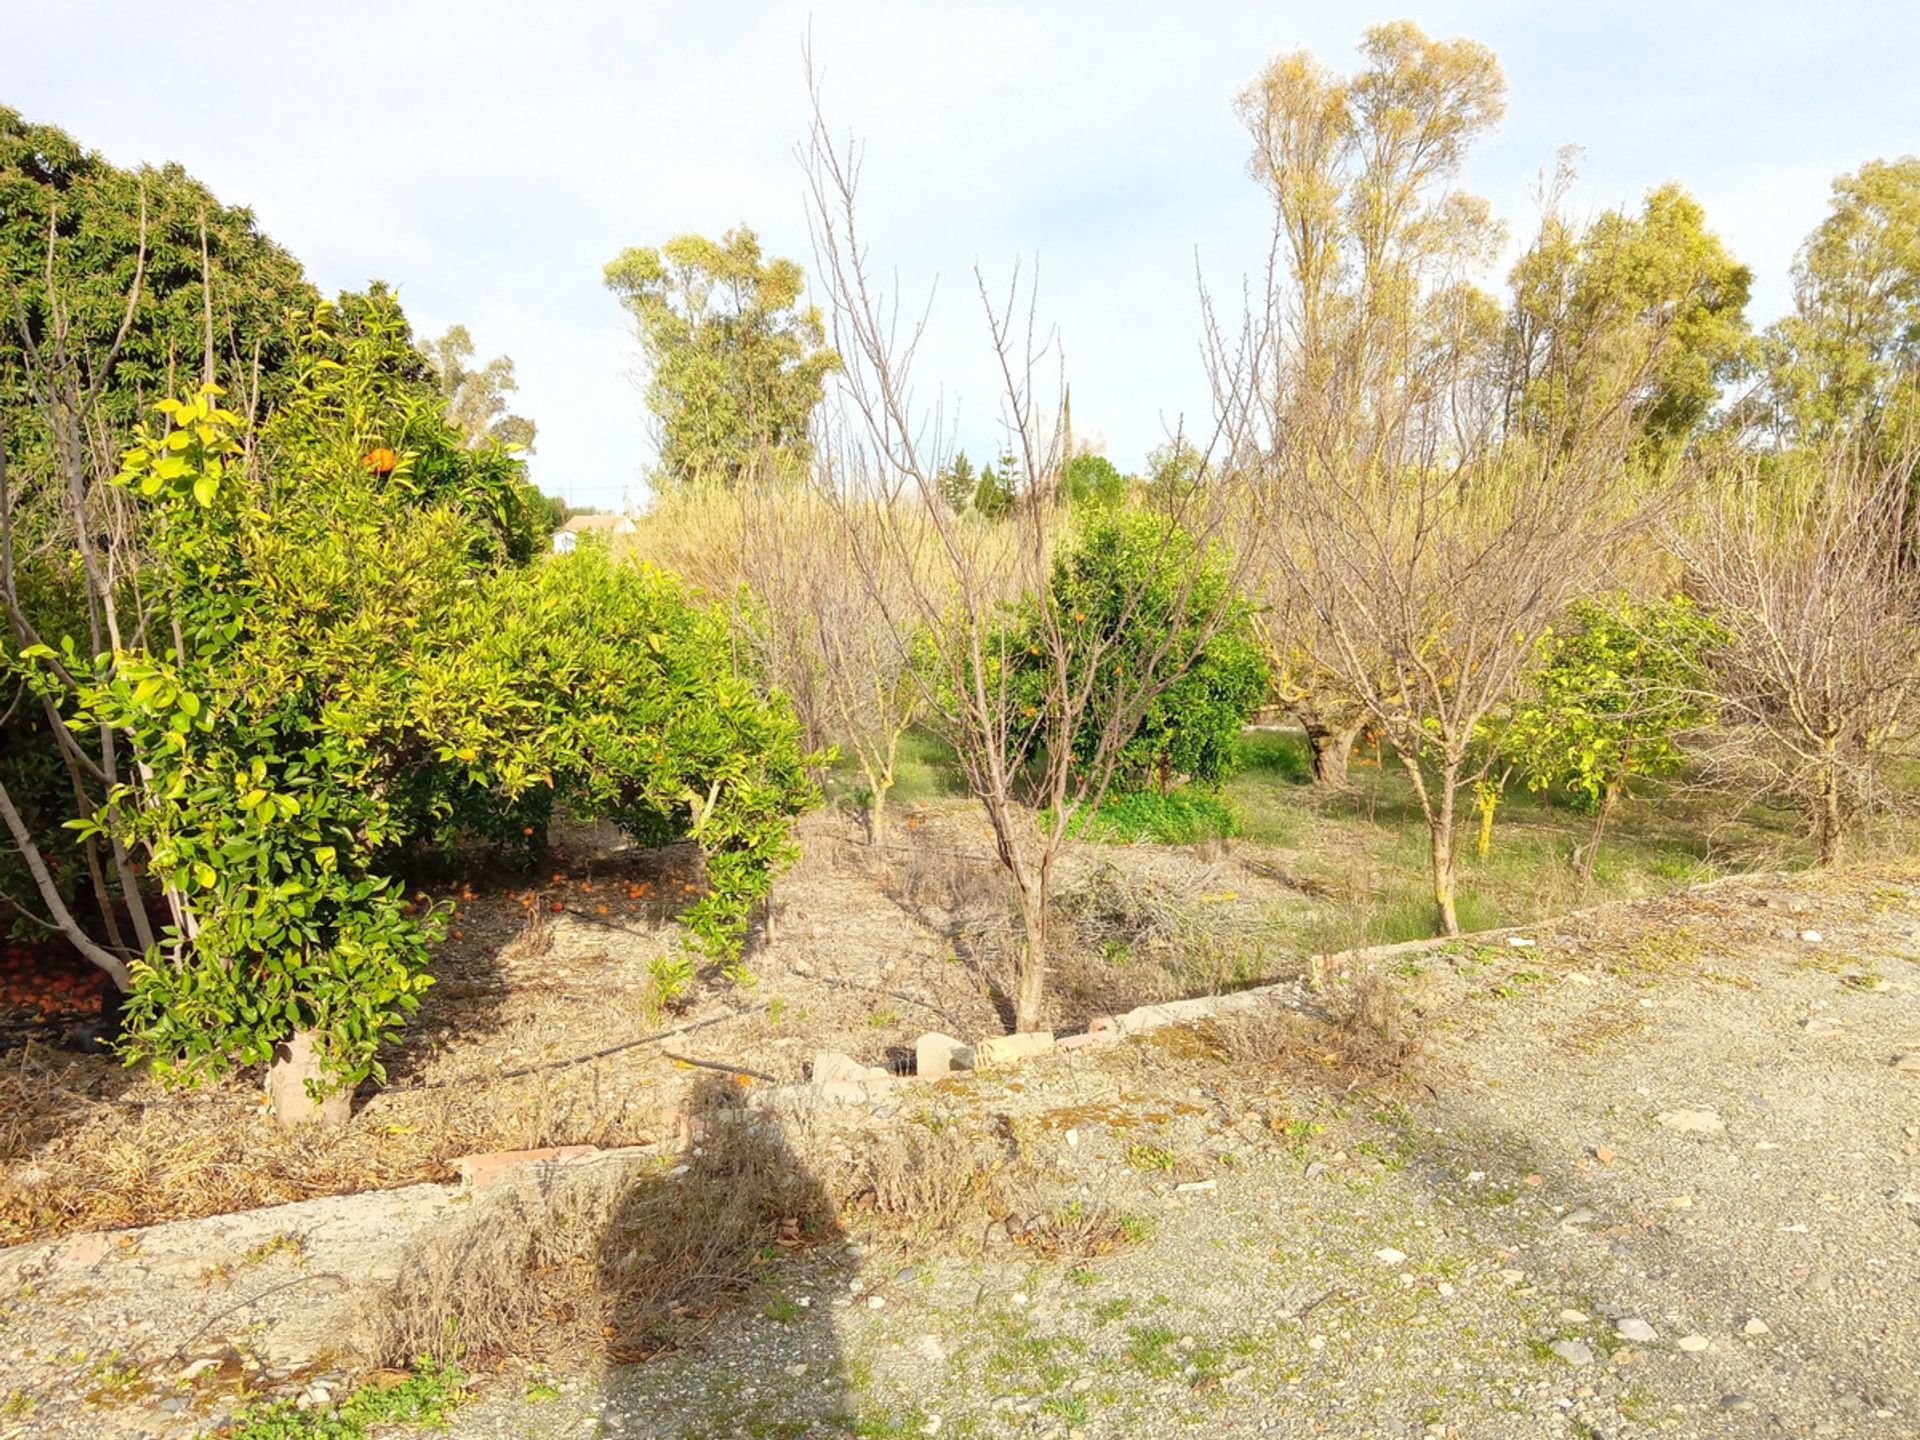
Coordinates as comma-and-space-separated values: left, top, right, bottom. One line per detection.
485, 543, 816, 962
1011, 506, 1267, 790
1067, 787, 1238, 845
17, 291, 810, 1099
1507, 595, 1720, 810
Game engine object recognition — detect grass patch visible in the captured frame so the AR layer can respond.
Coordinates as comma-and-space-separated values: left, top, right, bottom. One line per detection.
228, 1361, 463, 1440
1066, 788, 1237, 845
1236, 729, 1314, 784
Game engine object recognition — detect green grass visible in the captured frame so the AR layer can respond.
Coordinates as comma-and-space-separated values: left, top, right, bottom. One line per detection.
1066, 787, 1237, 844
1236, 728, 1314, 784
226, 1362, 464, 1440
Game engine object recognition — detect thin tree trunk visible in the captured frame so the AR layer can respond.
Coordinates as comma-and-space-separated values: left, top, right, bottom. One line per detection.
0, 773, 132, 989
1432, 773, 1460, 937
1013, 872, 1050, 1033
1816, 749, 1842, 866
866, 775, 893, 845
1577, 781, 1620, 887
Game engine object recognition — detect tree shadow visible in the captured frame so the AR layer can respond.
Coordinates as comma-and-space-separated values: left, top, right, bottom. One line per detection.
368, 1076, 857, 1437
587, 1079, 857, 1435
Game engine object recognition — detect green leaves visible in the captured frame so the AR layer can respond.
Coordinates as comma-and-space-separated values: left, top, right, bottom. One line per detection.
604, 226, 839, 489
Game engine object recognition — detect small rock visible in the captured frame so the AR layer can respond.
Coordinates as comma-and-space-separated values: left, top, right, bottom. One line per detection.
1374, 1248, 1407, 1265
1550, 1339, 1596, 1366
1656, 1108, 1725, 1137
1893, 1053, 1920, 1074
1559, 1309, 1591, 1324
1677, 1334, 1710, 1353
1800, 929, 1823, 944
813, 1051, 891, 1085
1176, 1179, 1218, 1195
974, 1031, 1055, 1069
1614, 1318, 1658, 1343
867, 1294, 885, 1310
1743, 1317, 1771, 1336
914, 1033, 972, 1078
1592, 1145, 1616, 1165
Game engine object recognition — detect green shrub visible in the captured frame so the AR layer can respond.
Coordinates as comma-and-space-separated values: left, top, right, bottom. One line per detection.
1010, 506, 1267, 789
20, 291, 809, 1098
1067, 787, 1238, 845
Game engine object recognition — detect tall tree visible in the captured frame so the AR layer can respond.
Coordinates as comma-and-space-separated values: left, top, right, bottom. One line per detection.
1241, 24, 1681, 935
1764, 157, 1920, 441
1, 107, 316, 451
420, 324, 537, 451
604, 228, 838, 488
1508, 179, 1752, 458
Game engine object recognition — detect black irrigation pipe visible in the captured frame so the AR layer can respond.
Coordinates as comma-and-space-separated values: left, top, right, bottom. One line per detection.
23, 1005, 772, 1114
363, 1003, 768, 1098
657, 1050, 779, 1084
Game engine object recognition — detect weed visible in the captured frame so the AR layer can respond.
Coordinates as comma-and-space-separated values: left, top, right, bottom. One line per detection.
1124, 1324, 1184, 1378
1126, 1142, 1177, 1172
1065, 788, 1238, 845
227, 1361, 463, 1440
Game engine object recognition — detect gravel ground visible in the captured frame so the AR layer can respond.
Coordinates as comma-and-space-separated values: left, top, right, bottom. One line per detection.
441, 867, 1920, 1440
2, 864, 1915, 1439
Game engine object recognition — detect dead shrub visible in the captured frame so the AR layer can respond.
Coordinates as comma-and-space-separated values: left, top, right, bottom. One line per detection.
1201, 970, 1422, 1091
368, 1080, 836, 1367
1019, 1194, 1141, 1260
497, 902, 553, 963
820, 1121, 1007, 1243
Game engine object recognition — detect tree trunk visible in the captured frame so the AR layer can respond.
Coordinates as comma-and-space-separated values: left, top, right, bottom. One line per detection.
1013, 877, 1050, 1033
866, 776, 892, 845
1307, 719, 1363, 790
1815, 750, 1842, 866
266, 1030, 353, 1129
1432, 780, 1460, 937
0, 773, 132, 990
1577, 782, 1620, 886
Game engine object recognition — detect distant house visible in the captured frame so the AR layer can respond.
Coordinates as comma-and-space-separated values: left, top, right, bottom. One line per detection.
552, 513, 637, 554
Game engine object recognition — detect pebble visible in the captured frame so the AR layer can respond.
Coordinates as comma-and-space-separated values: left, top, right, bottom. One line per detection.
1677, 1334, 1710, 1353
1742, 1317, 1771, 1336
1559, 1309, 1590, 1324
1614, 1319, 1658, 1343
1550, 1339, 1595, 1366
1374, 1248, 1407, 1265
1801, 930, 1823, 944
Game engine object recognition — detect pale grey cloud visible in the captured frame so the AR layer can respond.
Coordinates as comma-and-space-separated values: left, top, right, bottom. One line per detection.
8, 0, 1917, 507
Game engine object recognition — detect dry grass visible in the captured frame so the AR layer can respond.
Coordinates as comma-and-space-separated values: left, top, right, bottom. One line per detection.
368, 1079, 834, 1367
0, 1039, 671, 1246
1195, 970, 1424, 1093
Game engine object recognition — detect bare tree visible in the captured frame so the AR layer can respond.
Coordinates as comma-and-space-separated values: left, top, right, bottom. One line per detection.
738, 487, 919, 842
1239, 25, 1680, 934
1671, 431, 1920, 863
0, 202, 168, 988
801, 77, 1257, 1032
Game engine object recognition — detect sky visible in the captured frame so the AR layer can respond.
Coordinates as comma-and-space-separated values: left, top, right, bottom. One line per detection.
9, 1, 1920, 509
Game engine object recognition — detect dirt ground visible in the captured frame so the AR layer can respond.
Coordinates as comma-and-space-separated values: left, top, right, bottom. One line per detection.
0, 830, 1915, 1439
0, 800, 1316, 1245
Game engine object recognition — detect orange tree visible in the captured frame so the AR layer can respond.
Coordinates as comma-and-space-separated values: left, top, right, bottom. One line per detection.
13, 294, 809, 1119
